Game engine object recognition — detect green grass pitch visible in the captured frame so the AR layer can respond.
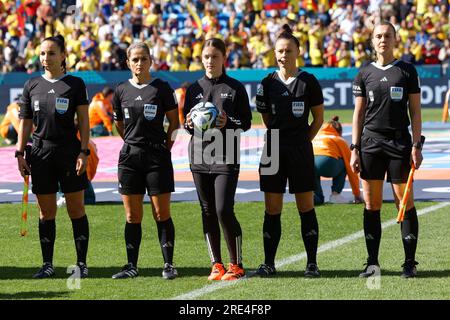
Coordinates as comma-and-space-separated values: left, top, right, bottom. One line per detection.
0, 201, 449, 300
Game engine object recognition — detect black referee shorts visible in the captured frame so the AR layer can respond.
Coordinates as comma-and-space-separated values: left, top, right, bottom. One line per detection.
30, 142, 88, 194
118, 143, 175, 196
259, 142, 315, 194
360, 134, 412, 183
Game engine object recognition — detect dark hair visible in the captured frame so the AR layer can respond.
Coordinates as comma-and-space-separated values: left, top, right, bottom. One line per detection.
276, 24, 300, 48
126, 42, 151, 59
372, 21, 397, 38
203, 38, 227, 74
43, 35, 66, 73
329, 115, 342, 135
102, 86, 114, 97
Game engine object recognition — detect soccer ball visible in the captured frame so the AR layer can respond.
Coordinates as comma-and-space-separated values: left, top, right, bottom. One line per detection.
190, 102, 219, 131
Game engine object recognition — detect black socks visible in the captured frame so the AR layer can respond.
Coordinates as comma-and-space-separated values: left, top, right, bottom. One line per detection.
401, 207, 418, 263
39, 218, 56, 264
157, 218, 175, 265
363, 208, 382, 265
263, 212, 281, 266
71, 215, 89, 264
125, 222, 142, 267
300, 209, 319, 265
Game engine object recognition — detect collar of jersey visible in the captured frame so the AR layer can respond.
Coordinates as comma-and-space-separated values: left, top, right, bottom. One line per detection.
128, 78, 155, 89
204, 73, 226, 84
371, 59, 399, 70
276, 70, 302, 85
41, 74, 67, 83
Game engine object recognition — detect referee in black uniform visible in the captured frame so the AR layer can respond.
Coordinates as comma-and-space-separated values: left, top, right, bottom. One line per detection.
255, 25, 324, 277
111, 43, 180, 280
351, 21, 423, 278
184, 38, 252, 281
16, 35, 90, 279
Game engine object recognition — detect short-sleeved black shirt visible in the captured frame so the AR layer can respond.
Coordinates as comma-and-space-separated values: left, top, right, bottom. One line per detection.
256, 70, 324, 144
19, 74, 89, 144
352, 60, 421, 134
113, 78, 178, 146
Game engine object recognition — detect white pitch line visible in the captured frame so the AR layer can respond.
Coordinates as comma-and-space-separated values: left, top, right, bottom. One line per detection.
172, 202, 450, 300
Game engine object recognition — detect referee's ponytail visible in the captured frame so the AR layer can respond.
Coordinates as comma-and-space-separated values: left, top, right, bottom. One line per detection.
43, 35, 67, 74
276, 24, 300, 49
329, 115, 342, 135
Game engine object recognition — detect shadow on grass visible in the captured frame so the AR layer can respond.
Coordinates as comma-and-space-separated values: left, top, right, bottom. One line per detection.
252, 269, 450, 279
0, 266, 211, 280
0, 291, 71, 300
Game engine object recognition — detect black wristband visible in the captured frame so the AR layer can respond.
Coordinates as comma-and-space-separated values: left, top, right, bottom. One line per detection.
350, 143, 360, 151
15, 150, 24, 158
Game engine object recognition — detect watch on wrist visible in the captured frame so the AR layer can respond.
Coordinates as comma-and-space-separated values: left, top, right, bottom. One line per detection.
15, 150, 24, 158
412, 141, 422, 150
350, 143, 360, 151
80, 149, 91, 156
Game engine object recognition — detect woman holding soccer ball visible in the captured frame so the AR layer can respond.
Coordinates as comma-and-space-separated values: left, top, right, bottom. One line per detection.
111, 42, 180, 280
184, 38, 252, 281
255, 24, 324, 277
351, 21, 423, 278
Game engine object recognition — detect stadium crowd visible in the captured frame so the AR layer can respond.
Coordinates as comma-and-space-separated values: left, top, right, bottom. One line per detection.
0, 0, 449, 73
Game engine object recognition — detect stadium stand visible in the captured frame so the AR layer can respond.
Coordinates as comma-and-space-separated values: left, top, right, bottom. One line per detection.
0, 0, 448, 74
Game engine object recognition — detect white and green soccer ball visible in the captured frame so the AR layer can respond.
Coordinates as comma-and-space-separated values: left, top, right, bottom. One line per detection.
190, 102, 219, 131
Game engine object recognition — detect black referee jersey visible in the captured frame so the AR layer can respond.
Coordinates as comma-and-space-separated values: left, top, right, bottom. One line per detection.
352, 60, 421, 134
113, 78, 178, 146
183, 73, 252, 174
19, 74, 89, 144
255, 70, 324, 144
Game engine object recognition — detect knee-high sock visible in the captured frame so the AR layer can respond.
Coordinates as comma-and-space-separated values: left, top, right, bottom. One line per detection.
263, 212, 281, 266
300, 209, 319, 265
71, 215, 89, 264
125, 222, 142, 267
157, 218, 175, 265
401, 207, 418, 263
363, 208, 381, 265
39, 218, 56, 264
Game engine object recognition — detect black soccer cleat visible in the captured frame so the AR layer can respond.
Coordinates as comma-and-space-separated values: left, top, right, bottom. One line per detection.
162, 263, 178, 280
32, 262, 55, 279
76, 262, 89, 279
112, 263, 139, 279
304, 263, 320, 277
359, 262, 380, 278
401, 260, 418, 278
255, 263, 277, 277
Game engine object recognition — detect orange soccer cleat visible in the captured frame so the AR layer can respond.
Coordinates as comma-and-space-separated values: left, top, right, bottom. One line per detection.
221, 263, 245, 281
207, 263, 226, 281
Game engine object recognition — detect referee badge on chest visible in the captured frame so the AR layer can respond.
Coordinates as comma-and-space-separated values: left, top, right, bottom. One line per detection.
292, 101, 304, 118
34, 100, 40, 111
55, 97, 69, 114
144, 104, 157, 121
390, 87, 403, 101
